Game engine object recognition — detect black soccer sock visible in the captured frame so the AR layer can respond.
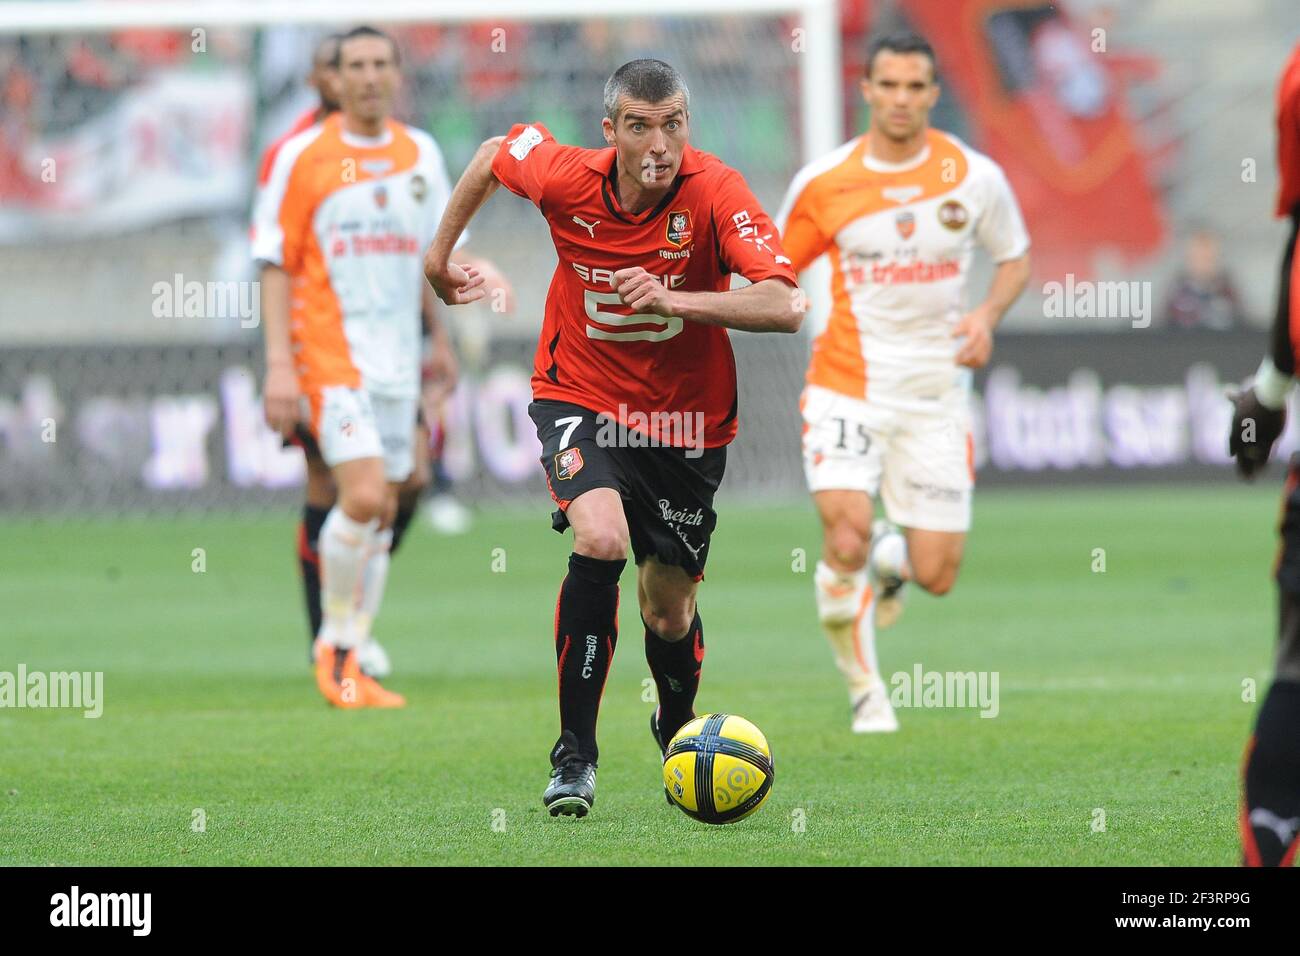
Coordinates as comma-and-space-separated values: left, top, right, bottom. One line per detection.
298, 504, 330, 648
555, 553, 625, 762
1243, 680, 1300, 866
645, 611, 704, 742
390, 494, 418, 556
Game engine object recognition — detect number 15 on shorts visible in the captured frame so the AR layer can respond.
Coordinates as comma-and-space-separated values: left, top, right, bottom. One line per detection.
833, 417, 870, 455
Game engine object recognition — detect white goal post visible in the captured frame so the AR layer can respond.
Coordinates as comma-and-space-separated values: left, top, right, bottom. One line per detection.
0, 0, 842, 165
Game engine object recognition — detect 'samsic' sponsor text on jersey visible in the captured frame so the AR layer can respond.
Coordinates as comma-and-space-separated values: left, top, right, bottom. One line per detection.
492, 122, 798, 448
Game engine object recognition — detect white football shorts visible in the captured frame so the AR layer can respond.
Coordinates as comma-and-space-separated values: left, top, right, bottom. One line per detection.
800, 383, 973, 533
313, 385, 415, 483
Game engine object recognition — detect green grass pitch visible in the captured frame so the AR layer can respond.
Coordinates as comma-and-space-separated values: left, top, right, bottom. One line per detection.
0, 484, 1282, 865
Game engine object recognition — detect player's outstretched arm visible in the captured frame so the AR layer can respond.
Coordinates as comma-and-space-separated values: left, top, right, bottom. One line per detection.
259, 263, 299, 436
423, 136, 504, 306
612, 269, 802, 334
952, 252, 1031, 368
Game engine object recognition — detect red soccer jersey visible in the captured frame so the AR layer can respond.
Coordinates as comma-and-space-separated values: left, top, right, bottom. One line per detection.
1277, 41, 1300, 218
491, 122, 797, 448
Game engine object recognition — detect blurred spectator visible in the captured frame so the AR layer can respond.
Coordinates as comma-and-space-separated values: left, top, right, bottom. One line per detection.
1162, 228, 1246, 330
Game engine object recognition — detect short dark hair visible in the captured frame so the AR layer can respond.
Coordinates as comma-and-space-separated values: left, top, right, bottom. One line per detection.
603, 59, 690, 122
334, 25, 400, 67
313, 33, 344, 69
865, 31, 937, 80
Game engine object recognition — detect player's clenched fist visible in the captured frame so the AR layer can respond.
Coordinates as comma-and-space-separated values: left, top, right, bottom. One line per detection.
1227, 384, 1286, 480
612, 267, 675, 317
425, 258, 487, 307
952, 306, 996, 369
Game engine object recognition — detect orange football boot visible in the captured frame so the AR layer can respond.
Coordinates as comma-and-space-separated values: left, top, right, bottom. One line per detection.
315, 643, 365, 709
357, 671, 406, 709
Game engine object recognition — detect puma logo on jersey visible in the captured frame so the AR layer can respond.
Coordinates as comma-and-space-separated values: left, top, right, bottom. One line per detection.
572, 216, 600, 238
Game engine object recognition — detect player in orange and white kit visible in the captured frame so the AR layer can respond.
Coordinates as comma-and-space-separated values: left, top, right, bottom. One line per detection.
253, 26, 500, 709
256, 34, 476, 681
777, 32, 1031, 732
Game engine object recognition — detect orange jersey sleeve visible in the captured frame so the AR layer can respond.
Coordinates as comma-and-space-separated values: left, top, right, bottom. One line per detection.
251, 128, 321, 272
257, 108, 323, 188
274, 160, 317, 273
778, 185, 832, 274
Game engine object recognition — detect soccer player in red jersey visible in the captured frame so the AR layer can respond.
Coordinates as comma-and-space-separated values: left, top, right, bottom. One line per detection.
425, 59, 802, 816
1228, 40, 1300, 867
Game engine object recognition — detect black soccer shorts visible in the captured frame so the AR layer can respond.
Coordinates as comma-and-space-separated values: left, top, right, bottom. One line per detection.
282, 422, 323, 459
529, 399, 727, 581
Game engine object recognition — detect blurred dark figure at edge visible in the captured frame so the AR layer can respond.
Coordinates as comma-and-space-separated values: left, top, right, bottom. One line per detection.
1227, 39, 1300, 867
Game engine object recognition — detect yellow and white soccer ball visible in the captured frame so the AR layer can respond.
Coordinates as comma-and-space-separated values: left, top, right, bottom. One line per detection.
662, 714, 773, 824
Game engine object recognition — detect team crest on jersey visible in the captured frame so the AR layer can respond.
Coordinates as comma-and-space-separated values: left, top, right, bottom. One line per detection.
373, 185, 388, 209
895, 210, 916, 239
938, 199, 969, 231
409, 174, 427, 203
665, 209, 692, 248
555, 447, 584, 480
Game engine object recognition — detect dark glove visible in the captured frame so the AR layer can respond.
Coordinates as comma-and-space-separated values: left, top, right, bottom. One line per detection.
1227, 384, 1286, 479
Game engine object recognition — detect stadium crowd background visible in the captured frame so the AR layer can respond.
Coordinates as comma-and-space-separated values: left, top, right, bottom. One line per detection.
0, 0, 1297, 512
1, 0, 1293, 339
